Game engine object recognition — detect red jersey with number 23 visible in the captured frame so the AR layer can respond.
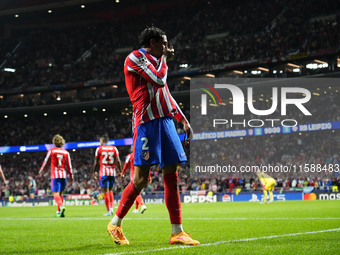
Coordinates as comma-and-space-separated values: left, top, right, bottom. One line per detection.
95, 145, 119, 177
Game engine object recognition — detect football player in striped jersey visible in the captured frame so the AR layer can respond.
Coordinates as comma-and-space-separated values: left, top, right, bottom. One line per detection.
39, 134, 73, 217
93, 134, 122, 216
107, 26, 199, 246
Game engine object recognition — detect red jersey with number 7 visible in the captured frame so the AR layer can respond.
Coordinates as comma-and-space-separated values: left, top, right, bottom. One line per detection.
95, 145, 119, 177
39, 147, 73, 179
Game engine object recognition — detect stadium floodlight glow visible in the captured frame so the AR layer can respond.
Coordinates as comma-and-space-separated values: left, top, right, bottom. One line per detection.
306, 63, 318, 69
24, 114, 27, 117
293, 68, 300, 72
4, 115, 8, 118
287, 63, 300, 68
44, 113, 47, 116
258, 67, 269, 72
73, 149, 76, 151
56, 96, 61, 101
81, 5, 85, 8
17, 152, 20, 155
15, 14, 19, 17
49, 63, 52, 67
244, 70, 247, 73
4, 68, 16, 72
48, 10, 52, 13
314, 59, 327, 64
273, 70, 277, 74
116, 0, 119, 3
102, 109, 106, 112
251, 70, 257, 75
83, 110, 86, 113
233, 70, 243, 75
63, 112, 67, 115
179, 64, 188, 68
280, 70, 283, 73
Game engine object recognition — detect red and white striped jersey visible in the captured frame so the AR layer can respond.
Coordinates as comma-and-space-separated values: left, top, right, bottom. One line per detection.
95, 145, 119, 177
124, 49, 185, 130
122, 153, 135, 179
39, 147, 73, 179
122, 152, 151, 180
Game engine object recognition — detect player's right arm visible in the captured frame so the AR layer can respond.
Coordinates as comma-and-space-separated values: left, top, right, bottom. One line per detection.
122, 154, 132, 177
0, 165, 7, 187
125, 51, 168, 88
93, 147, 100, 180
38, 150, 52, 176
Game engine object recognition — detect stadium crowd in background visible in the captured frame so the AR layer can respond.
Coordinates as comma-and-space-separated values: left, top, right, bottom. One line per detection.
1, 129, 340, 200
0, 0, 339, 97
1, 0, 340, 201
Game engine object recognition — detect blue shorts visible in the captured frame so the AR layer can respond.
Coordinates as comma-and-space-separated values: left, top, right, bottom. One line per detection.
133, 117, 187, 169
29, 188, 35, 194
99, 176, 115, 188
51, 178, 67, 192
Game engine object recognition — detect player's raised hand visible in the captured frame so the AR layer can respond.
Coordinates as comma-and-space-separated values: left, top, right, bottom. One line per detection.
38, 172, 42, 177
93, 172, 98, 181
164, 46, 175, 62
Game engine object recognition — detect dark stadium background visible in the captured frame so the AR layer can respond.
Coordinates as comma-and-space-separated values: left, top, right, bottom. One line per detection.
1, 0, 340, 200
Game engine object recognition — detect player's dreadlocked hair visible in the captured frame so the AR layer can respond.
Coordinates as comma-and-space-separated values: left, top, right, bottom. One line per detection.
52, 134, 65, 147
138, 25, 166, 48
100, 133, 109, 144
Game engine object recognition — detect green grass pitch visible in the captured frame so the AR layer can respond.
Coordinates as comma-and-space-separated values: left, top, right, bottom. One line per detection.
1, 200, 340, 254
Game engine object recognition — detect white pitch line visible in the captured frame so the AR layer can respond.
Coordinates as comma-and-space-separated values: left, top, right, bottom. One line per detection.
1, 217, 340, 221
103, 228, 340, 255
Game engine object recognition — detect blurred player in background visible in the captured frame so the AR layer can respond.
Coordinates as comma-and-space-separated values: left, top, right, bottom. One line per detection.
39, 134, 74, 217
257, 172, 276, 204
93, 134, 122, 216
107, 26, 199, 246
122, 146, 151, 214
28, 176, 36, 206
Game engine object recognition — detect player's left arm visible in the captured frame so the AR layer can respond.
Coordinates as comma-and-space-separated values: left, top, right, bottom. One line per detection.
0, 166, 7, 186
115, 154, 122, 178
170, 94, 193, 140
66, 153, 74, 182
114, 147, 122, 178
